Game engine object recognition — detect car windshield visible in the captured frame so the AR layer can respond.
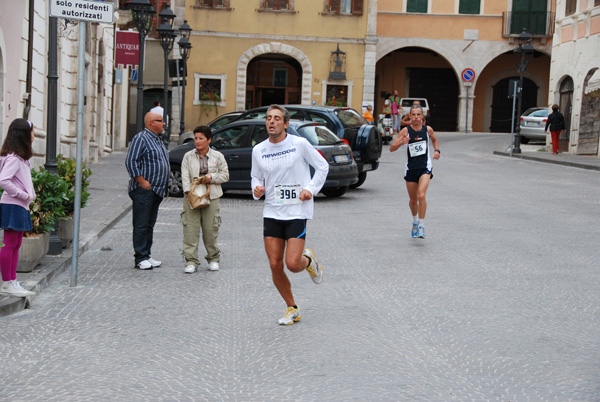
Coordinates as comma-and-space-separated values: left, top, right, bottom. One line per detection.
296, 125, 341, 146
335, 109, 366, 128
209, 114, 242, 129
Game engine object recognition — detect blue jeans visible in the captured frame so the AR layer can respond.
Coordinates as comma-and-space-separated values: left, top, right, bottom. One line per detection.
129, 187, 163, 264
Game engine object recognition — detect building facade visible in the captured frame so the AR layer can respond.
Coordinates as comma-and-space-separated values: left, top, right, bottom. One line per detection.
0, 0, 121, 167
548, 0, 600, 155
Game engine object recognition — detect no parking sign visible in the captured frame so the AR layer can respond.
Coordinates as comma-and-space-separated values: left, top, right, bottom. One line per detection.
462, 68, 475, 82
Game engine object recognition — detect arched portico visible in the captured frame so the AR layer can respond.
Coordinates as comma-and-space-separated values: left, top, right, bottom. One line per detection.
236, 42, 312, 111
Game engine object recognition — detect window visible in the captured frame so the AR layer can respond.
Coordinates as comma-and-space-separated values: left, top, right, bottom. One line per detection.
596, 0, 600, 7
407, 0, 427, 13
327, 0, 363, 15
261, 0, 292, 11
459, 0, 480, 14
565, 0, 576, 16
326, 85, 348, 107
195, 0, 230, 7
212, 126, 247, 150
194, 73, 227, 106
250, 126, 269, 147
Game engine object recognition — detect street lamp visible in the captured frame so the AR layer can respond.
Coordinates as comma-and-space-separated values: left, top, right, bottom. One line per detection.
157, 4, 176, 142
178, 20, 192, 135
129, 0, 155, 133
512, 28, 535, 154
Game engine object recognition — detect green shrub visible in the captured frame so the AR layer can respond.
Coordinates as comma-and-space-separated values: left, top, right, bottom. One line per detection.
57, 154, 92, 214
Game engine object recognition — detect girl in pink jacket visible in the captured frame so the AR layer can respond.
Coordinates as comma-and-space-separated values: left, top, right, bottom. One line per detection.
0, 119, 36, 298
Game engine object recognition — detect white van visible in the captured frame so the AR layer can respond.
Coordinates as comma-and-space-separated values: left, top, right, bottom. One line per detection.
400, 98, 430, 124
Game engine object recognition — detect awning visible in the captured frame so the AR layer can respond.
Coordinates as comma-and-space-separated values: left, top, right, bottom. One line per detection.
584, 69, 600, 98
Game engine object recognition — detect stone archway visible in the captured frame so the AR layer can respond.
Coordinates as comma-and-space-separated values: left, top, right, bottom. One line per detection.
236, 42, 312, 111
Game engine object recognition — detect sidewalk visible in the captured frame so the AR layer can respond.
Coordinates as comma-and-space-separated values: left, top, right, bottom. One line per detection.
494, 143, 600, 171
1, 140, 598, 317
0, 150, 132, 317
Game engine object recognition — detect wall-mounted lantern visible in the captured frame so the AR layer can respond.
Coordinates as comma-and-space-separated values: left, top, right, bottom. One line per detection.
329, 44, 346, 80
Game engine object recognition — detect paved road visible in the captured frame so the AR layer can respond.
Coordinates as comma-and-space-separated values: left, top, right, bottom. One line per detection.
1, 133, 599, 401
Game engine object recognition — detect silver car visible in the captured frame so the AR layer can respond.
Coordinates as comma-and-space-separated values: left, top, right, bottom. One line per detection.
519, 107, 548, 143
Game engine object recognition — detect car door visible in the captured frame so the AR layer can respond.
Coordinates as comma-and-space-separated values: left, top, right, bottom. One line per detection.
210, 124, 251, 189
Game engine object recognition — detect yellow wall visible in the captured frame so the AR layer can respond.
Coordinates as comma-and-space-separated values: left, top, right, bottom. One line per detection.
184, 0, 369, 126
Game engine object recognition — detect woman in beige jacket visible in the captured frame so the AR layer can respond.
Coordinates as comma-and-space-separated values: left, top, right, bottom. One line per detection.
181, 125, 229, 273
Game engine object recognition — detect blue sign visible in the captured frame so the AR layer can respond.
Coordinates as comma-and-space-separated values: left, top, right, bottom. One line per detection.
462, 68, 475, 82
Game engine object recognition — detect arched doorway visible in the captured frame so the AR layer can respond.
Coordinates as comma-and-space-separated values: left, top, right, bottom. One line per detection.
490, 77, 538, 133
246, 54, 302, 109
375, 47, 459, 132
559, 77, 573, 152
580, 69, 600, 155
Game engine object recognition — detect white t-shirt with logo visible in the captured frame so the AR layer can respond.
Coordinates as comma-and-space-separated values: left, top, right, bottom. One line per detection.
251, 134, 329, 220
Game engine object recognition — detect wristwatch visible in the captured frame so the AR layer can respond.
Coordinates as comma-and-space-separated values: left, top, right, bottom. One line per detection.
434, 149, 441, 154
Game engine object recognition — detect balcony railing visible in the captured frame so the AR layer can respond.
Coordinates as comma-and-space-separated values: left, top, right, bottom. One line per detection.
502, 11, 555, 38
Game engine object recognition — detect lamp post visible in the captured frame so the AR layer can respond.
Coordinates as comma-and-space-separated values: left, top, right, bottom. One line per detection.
512, 28, 535, 154
178, 20, 192, 135
157, 4, 176, 141
129, 0, 155, 133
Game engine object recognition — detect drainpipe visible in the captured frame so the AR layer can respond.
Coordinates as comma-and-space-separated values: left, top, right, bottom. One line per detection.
22, 0, 35, 119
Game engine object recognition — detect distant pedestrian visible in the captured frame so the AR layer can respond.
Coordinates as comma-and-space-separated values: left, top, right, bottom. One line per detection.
150, 100, 170, 149
390, 90, 401, 135
125, 111, 170, 270
251, 105, 329, 325
390, 105, 440, 239
181, 126, 229, 274
545, 104, 566, 155
363, 105, 374, 124
0, 118, 36, 298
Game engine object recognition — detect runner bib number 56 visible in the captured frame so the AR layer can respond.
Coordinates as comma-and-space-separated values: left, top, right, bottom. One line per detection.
409, 140, 427, 157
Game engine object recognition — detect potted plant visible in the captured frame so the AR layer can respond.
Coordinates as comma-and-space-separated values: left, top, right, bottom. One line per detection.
15, 167, 69, 272
199, 91, 222, 117
56, 154, 92, 248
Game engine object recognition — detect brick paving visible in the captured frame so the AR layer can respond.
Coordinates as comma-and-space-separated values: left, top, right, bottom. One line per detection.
0, 133, 598, 401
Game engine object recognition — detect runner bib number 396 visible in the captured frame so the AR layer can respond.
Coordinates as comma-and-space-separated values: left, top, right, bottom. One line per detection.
409, 140, 427, 157
274, 184, 302, 205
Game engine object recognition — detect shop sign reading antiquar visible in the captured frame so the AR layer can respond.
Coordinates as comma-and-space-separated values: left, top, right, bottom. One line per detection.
50, 0, 114, 24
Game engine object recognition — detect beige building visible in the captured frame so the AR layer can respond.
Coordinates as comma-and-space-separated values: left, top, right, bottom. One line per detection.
0, 0, 120, 167
155, 0, 373, 135
548, 0, 600, 156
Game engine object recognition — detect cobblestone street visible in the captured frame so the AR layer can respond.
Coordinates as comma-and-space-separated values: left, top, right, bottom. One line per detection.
1, 133, 599, 401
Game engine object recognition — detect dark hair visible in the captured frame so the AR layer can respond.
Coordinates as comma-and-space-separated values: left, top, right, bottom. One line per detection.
552, 104, 559, 111
193, 125, 212, 140
267, 104, 290, 123
1, 118, 33, 160
153, 100, 160, 107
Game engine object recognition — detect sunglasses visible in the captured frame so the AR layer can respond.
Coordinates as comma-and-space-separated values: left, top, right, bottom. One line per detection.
153, 119, 164, 123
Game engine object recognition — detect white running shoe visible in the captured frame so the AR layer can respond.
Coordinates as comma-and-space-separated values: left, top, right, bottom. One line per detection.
136, 260, 153, 270
0, 281, 35, 297
147, 257, 162, 268
417, 225, 425, 239
208, 262, 219, 271
303, 248, 324, 284
278, 306, 301, 325
184, 265, 197, 274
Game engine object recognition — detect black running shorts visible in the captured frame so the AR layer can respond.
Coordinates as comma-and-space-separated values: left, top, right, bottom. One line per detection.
263, 218, 307, 240
404, 168, 433, 183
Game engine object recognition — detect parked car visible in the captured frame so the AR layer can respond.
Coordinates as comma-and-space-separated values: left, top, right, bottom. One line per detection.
189, 105, 381, 188
519, 107, 548, 143
168, 119, 358, 198
177, 111, 244, 145
400, 98, 430, 125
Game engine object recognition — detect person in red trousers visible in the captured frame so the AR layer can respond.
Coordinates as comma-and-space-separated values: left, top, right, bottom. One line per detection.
545, 104, 566, 155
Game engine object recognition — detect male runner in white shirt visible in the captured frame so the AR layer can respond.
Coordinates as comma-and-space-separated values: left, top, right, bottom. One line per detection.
251, 105, 329, 325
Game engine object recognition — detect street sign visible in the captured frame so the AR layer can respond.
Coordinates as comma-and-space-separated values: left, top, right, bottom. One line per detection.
462, 68, 475, 82
49, 0, 114, 24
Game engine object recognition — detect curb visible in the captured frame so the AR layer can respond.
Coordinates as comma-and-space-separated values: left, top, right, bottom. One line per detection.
493, 151, 600, 171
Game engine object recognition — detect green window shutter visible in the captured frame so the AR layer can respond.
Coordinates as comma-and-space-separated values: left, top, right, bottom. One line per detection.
407, 0, 427, 13
459, 0, 480, 14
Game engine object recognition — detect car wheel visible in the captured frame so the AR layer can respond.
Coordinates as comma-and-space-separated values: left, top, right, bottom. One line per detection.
520, 137, 530, 144
350, 171, 367, 189
321, 186, 348, 198
169, 164, 184, 197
